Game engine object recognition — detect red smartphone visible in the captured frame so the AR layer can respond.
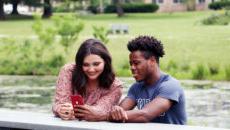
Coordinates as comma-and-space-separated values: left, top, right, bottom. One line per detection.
70, 95, 84, 108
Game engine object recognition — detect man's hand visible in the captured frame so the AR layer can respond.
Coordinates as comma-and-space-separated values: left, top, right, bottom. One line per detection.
57, 103, 75, 120
110, 105, 128, 122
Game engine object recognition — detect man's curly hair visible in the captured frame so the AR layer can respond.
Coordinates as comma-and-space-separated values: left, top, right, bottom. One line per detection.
127, 35, 165, 64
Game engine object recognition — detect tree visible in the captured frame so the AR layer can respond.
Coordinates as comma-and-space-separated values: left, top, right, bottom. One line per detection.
0, 0, 5, 19
42, 0, 52, 18
11, 0, 20, 15
113, 0, 124, 17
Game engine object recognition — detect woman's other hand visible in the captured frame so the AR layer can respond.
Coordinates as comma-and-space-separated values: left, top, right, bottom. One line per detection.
57, 103, 75, 120
74, 104, 101, 121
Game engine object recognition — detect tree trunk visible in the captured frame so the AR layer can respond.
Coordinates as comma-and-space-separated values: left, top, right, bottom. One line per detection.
11, 0, 20, 15
0, 0, 5, 20
42, 0, 52, 18
115, 0, 124, 17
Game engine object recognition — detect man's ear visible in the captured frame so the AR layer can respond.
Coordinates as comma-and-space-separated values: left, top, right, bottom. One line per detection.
149, 56, 157, 64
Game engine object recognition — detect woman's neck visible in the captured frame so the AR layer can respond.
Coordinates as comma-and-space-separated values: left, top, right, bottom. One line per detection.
87, 79, 99, 90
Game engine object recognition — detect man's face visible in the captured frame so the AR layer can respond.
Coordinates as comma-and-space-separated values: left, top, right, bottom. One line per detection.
129, 51, 152, 82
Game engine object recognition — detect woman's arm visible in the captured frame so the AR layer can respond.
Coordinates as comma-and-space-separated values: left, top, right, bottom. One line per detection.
52, 64, 74, 117
75, 79, 123, 121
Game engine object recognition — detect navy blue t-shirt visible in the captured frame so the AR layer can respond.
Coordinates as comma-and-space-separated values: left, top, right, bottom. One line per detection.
127, 73, 187, 125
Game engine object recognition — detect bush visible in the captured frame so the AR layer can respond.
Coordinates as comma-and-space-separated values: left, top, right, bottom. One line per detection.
166, 60, 178, 71
105, 3, 158, 13
92, 26, 109, 44
202, 12, 230, 25
209, 1, 230, 10
208, 64, 219, 75
88, 6, 98, 14
225, 65, 230, 81
192, 64, 209, 80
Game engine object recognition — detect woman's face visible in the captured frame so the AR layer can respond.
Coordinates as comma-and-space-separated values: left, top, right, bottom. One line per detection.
82, 54, 105, 81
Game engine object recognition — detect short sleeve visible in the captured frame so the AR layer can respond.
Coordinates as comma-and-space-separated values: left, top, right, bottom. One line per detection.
158, 82, 181, 103
126, 83, 139, 102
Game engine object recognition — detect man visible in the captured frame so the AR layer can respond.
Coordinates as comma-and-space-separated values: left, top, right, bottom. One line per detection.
110, 35, 187, 124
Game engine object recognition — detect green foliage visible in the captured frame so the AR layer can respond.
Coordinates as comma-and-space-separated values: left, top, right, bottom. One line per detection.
32, 14, 84, 55
88, 0, 110, 14
53, 14, 84, 53
105, 3, 159, 13
192, 64, 209, 80
208, 64, 219, 75
0, 39, 65, 75
116, 60, 131, 77
202, 11, 230, 25
92, 26, 109, 44
225, 65, 230, 81
166, 60, 178, 71
209, 0, 230, 10
32, 15, 56, 45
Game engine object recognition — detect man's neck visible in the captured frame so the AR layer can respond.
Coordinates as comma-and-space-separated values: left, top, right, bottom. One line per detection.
145, 68, 161, 86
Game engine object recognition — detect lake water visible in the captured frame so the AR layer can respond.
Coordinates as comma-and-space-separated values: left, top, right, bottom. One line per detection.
0, 76, 230, 128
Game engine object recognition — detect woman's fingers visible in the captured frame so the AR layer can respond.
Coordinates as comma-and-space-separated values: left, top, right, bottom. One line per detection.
58, 103, 75, 120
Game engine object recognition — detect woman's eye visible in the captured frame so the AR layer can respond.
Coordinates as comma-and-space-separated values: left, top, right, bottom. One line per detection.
83, 63, 89, 67
93, 62, 100, 66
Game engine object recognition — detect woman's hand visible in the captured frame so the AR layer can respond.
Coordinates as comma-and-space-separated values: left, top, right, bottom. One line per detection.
57, 103, 75, 120
110, 105, 128, 122
74, 105, 101, 121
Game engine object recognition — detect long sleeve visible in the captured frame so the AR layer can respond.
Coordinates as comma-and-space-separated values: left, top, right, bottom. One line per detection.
52, 64, 75, 116
91, 78, 123, 120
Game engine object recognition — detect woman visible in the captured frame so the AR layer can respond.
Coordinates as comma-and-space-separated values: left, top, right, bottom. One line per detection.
52, 39, 123, 121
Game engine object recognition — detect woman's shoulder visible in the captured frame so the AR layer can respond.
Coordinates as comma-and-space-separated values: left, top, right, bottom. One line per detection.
60, 63, 76, 72
111, 77, 123, 89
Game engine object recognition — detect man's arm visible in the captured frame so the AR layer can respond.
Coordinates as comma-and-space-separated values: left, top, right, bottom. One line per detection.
109, 97, 136, 121
125, 96, 173, 122
119, 97, 136, 110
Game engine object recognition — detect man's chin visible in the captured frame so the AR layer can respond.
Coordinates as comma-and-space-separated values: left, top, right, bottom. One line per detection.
134, 76, 143, 82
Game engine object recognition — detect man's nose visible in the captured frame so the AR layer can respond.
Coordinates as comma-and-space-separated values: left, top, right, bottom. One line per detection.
130, 65, 136, 70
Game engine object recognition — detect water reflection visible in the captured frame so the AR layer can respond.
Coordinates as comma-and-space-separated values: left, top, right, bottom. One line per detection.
0, 76, 230, 128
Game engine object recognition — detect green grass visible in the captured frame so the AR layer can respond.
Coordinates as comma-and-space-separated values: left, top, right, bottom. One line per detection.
0, 11, 230, 80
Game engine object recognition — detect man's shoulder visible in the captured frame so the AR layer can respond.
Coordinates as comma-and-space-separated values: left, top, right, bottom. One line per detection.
130, 81, 144, 89
161, 73, 182, 89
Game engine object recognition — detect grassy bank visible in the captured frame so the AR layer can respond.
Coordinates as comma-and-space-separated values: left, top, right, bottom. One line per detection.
0, 11, 230, 80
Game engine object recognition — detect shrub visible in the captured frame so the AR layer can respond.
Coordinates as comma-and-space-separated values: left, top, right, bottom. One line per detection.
116, 60, 131, 77
105, 3, 158, 13
225, 65, 230, 81
166, 60, 178, 71
208, 64, 219, 75
209, 1, 230, 10
192, 64, 209, 80
88, 6, 98, 14
202, 12, 230, 25
92, 26, 109, 44
53, 15, 84, 53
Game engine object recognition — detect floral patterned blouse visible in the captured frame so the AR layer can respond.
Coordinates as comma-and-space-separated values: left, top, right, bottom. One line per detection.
52, 63, 123, 119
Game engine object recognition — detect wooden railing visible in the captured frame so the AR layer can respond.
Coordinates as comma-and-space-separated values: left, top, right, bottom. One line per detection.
0, 109, 228, 130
